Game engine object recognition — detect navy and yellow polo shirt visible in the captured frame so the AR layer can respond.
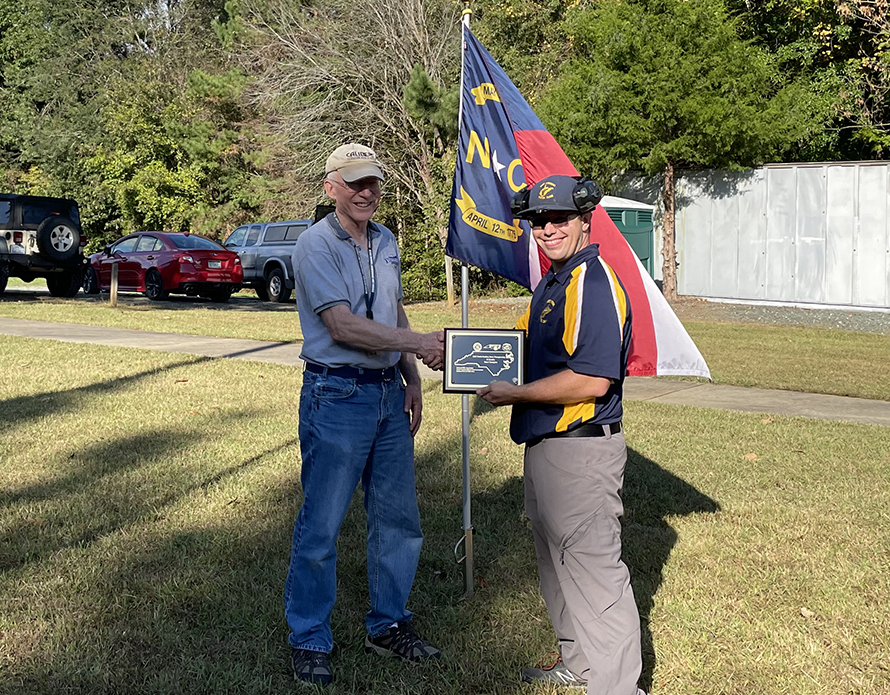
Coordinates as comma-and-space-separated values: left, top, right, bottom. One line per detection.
509, 243, 633, 445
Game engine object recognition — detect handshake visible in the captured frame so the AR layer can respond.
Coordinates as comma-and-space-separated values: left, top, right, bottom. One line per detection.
415, 331, 445, 371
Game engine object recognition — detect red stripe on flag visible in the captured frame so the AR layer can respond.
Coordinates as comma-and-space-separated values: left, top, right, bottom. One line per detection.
514, 130, 577, 182
589, 207, 658, 376
514, 130, 577, 281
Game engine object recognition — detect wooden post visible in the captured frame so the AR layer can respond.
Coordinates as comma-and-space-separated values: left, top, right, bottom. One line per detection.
110, 262, 119, 308
445, 256, 455, 306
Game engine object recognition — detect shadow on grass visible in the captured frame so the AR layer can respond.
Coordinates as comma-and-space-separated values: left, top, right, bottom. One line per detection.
623, 448, 720, 691
0, 355, 213, 434
2, 398, 718, 694
0, 416, 299, 575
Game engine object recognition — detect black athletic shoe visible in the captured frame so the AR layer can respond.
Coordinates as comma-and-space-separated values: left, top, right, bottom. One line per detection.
520, 656, 587, 688
291, 648, 333, 685
364, 622, 442, 662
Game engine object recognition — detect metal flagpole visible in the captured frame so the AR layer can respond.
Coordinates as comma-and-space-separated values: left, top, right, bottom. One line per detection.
460, 264, 473, 598
457, 1, 475, 599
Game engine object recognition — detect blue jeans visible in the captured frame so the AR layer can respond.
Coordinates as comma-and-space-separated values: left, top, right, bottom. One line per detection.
284, 369, 423, 653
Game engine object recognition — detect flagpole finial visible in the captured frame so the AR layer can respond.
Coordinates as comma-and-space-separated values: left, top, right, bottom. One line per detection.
462, 0, 472, 18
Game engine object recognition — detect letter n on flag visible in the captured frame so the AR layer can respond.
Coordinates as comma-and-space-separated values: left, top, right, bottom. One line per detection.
446, 26, 710, 379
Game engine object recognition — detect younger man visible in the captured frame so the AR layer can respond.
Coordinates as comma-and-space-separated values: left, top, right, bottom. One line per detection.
479, 175, 645, 695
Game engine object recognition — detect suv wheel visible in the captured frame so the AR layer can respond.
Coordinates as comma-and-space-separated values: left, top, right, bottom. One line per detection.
37, 216, 81, 263
144, 268, 169, 301
46, 269, 83, 298
266, 267, 292, 303
0, 262, 8, 295
82, 266, 100, 295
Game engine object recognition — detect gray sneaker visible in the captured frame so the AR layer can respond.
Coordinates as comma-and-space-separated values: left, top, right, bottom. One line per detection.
520, 656, 587, 688
364, 622, 441, 662
291, 648, 333, 685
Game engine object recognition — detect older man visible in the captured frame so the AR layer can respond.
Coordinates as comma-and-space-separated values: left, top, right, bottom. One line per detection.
285, 143, 444, 685
479, 175, 645, 695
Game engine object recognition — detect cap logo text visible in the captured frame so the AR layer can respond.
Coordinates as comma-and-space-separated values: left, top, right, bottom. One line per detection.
538, 182, 556, 199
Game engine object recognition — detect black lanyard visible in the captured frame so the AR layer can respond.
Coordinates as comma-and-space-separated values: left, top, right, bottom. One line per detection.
335, 213, 376, 320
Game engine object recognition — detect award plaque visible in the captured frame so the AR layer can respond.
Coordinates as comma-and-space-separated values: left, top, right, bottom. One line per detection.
444, 328, 525, 393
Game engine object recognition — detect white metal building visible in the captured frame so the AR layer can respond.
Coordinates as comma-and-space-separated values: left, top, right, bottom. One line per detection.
618, 161, 890, 310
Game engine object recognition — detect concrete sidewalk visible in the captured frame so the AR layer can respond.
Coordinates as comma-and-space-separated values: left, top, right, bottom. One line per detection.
2, 316, 889, 427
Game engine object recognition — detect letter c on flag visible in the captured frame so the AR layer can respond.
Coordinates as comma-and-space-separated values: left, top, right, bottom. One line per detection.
507, 158, 524, 192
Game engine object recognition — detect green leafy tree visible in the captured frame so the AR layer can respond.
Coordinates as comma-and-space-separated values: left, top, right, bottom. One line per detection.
0, 0, 278, 247
471, 0, 571, 93
538, 0, 837, 300
84, 62, 276, 247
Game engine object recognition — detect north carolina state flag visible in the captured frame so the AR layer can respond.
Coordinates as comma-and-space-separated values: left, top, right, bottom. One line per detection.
446, 26, 709, 378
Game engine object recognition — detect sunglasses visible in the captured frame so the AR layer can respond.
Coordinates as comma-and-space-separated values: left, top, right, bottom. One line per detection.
528, 213, 579, 229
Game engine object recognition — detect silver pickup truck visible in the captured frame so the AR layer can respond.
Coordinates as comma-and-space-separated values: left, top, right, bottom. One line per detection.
223, 219, 312, 302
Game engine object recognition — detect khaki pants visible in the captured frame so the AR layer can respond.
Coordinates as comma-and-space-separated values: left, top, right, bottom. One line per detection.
524, 430, 642, 695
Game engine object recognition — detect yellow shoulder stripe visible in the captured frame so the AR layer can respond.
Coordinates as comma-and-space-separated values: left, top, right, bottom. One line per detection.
562, 264, 586, 355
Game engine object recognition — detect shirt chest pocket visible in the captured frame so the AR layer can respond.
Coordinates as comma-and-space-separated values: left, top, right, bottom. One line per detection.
375, 254, 402, 299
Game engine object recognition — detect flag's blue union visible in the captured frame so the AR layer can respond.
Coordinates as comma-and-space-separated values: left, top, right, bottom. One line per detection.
446, 27, 540, 288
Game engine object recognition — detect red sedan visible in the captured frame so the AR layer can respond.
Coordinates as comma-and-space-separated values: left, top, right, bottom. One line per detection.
83, 231, 243, 302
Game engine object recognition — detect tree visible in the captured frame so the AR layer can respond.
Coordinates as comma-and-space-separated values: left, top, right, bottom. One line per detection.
537, 0, 837, 300
838, 0, 890, 153
0, 0, 279, 246
234, 0, 461, 300
726, 0, 889, 159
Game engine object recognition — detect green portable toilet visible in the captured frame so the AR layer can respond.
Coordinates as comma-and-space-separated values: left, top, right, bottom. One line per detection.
600, 196, 655, 277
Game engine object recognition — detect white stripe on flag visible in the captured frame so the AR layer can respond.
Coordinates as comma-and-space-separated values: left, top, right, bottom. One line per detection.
528, 241, 543, 289
633, 253, 711, 379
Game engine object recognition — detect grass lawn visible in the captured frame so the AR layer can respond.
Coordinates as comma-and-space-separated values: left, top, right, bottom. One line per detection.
1, 291, 889, 400
1, 338, 888, 694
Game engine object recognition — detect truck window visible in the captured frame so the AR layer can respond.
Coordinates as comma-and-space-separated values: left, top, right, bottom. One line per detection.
245, 226, 261, 246
0, 201, 10, 225
224, 226, 247, 248
263, 225, 287, 243
22, 204, 59, 225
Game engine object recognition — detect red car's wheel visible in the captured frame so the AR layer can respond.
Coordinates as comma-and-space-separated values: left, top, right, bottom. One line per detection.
144, 268, 169, 301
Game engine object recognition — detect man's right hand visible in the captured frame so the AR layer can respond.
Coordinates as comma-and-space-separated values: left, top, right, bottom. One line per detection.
416, 331, 445, 371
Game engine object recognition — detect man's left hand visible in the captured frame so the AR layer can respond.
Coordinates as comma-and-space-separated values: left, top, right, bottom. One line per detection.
404, 381, 423, 436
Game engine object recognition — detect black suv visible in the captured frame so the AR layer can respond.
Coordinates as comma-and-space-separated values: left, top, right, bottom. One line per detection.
0, 194, 86, 297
